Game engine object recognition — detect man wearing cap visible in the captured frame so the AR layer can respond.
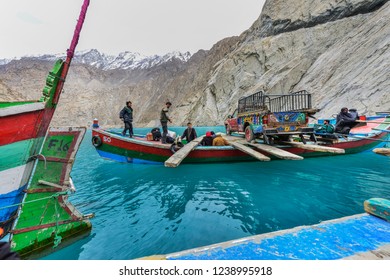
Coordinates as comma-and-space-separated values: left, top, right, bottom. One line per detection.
200, 131, 214, 146
160, 101, 172, 144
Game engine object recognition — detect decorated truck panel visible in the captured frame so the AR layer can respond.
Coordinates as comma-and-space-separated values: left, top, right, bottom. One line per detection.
226, 90, 317, 143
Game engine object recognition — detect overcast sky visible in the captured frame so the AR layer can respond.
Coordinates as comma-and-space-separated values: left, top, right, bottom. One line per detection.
0, 0, 266, 59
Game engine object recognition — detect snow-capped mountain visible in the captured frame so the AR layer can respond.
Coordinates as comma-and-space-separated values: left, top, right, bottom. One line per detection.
0, 49, 192, 70
0, 58, 12, 66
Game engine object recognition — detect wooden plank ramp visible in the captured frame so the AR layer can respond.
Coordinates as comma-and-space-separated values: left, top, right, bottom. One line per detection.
229, 141, 270, 161
280, 141, 345, 154
372, 128, 390, 133
246, 142, 303, 160
164, 136, 204, 167
364, 198, 390, 222
373, 148, 390, 156
356, 120, 390, 125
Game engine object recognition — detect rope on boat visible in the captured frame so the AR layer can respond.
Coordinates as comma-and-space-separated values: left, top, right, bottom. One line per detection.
1, 192, 67, 248
0, 191, 68, 211
53, 196, 62, 248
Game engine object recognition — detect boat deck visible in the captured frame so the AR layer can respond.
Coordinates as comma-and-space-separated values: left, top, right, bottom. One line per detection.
146, 213, 390, 260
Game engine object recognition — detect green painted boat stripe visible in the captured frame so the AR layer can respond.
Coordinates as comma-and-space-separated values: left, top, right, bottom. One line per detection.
0, 139, 37, 172
0, 102, 45, 117
0, 101, 37, 109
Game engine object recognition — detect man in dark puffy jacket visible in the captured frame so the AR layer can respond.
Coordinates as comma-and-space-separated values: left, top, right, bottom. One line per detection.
181, 122, 197, 143
120, 101, 134, 137
335, 107, 358, 134
348, 108, 359, 120
199, 131, 213, 146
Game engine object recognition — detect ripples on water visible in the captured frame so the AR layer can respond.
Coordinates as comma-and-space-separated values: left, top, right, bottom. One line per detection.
43, 128, 390, 259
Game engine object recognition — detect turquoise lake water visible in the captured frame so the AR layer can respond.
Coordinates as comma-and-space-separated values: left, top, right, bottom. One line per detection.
43, 127, 390, 260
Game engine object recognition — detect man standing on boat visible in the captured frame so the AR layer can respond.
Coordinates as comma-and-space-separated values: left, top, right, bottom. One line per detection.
160, 101, 172, 144
120, 101, 134, 137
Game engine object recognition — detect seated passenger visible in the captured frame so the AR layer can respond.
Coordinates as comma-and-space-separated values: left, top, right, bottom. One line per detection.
348, 108, 359, 120
199, 131, 213, 146
212, 133, 229, 146
335, 107, 358, 134
315, 119, 335, 134
181, 122, 197, 143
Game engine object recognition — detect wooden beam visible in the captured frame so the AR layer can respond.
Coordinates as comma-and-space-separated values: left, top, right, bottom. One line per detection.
373, 148, 390, 156
229, 141, 270, 161
364, 198, 390, 222
355, 120, 390, 124
280, 141, 345, 154
164, 136, 204, 167
246, 142, 303, 160
372, 128, 390, 133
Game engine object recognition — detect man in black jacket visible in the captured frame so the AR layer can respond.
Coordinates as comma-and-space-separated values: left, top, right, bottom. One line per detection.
335, 107, 358, 134
199, 131, 213, 146
181, 122, 197, 143
120, 101, 134, 137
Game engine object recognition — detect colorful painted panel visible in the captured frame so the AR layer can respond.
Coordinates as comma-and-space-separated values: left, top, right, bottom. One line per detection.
268, 112, 306, 132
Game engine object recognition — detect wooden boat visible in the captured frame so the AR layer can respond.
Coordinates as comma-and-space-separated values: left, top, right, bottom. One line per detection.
91, 115, 390, 165
0, 0, 91, 258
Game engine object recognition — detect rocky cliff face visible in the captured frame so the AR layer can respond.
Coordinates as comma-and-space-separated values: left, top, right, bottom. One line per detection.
1, 0, 389, 127
188, 0, 390, 123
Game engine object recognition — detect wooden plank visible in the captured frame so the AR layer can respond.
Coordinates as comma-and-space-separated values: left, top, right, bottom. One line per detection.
364, 198, 390, 222
280, 141, 345, 154
164, 136, 205, 167
372, 128, 390, 133
245, 142, 303, 160
229, 141, 270, 161
373, 148, 390, 156
355, 120, 390, 124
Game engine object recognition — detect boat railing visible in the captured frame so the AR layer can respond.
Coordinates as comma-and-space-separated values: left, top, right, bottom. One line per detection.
267, 90, 312, 112
237, 90, 312, 114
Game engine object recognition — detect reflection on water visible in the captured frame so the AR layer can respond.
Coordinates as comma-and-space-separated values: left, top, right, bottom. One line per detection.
43, 129, 390, 260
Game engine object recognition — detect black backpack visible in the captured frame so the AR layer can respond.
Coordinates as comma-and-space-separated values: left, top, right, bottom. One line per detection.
166, 136, 175, 144
151, 128, 162, 141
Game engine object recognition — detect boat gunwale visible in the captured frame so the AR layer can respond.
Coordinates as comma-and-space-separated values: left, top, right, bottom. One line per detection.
92, 128, 238, 151
0, 102, 45, 117
93, 124, 387, 151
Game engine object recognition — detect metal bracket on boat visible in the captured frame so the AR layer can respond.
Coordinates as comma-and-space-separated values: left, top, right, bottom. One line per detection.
36, 180, 75, 193
83, 213, 95, 219
30, 154, 47, 169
